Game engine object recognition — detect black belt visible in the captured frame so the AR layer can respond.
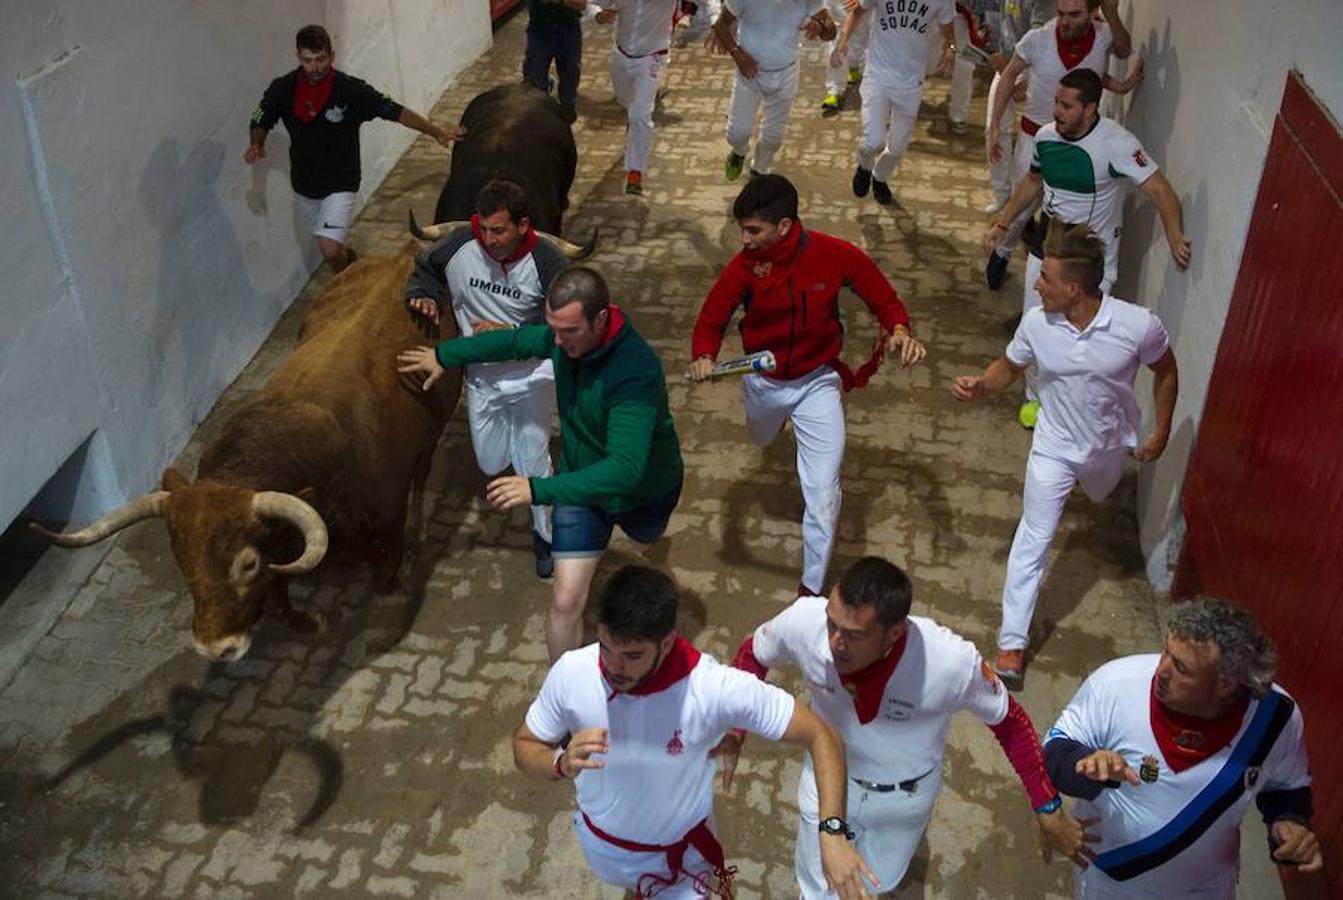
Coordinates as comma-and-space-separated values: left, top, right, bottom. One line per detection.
852, 766, 936, 794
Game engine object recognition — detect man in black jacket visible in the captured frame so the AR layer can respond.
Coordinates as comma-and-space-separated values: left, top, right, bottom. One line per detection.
245, 25, 461, 271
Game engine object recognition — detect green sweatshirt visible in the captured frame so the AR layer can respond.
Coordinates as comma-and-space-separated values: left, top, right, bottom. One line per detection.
435, 315, 683, 513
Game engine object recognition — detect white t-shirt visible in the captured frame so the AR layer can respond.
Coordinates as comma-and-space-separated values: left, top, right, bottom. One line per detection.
752, 599, 1009, 782
596, 0, 679, 57
1015, 18, 1112, 127
525, 643, 795, 845
1033, 118, 1158, 283
727, 0, 825, 71
1006, 295, 1169, 464
1047, 654, 1311, 899
858, 0, 956, 90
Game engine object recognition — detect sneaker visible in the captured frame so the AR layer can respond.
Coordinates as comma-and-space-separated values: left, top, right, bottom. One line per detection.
948, 119, 968, 135
821, 92, 841, 114
982, 197, 1007, 214
871, 178, 893, 205
533, 530, 554, 579
985, 251, 1009, 290
724, 152, 746, 181
852, 165, 872, 198
993, 649, 1026, 691
847, 66, 862, 86
625, 170, 643, 195
1018, 400, 1040, 430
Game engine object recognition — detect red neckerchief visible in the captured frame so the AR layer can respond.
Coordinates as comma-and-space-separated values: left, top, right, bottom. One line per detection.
601, 635, 701, 698
294, 67, 335, 123
598, 304, 627, 348
736, 220, 804, 296
1056, 21, 1097, 69
1149, 677, 1250, 773
469, 213, 539, 274
837, 629, 909, 724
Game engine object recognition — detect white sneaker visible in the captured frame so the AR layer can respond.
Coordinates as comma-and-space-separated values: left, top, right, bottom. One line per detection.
981, 198, 1007, 214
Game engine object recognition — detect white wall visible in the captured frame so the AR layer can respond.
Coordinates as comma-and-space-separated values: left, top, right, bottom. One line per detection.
1111, 1, 1343, 590
0, 0, 490, 530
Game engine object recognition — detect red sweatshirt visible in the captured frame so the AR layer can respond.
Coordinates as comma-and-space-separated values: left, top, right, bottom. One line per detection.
691, 224, 911, 383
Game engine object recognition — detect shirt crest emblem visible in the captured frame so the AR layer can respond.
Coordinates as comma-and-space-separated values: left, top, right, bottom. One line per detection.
666, 729, 684, 756
1132, 148, 1149, 167
324, 104, 346, 124
1139, 754, 1160, 783
752, 261, 772, 278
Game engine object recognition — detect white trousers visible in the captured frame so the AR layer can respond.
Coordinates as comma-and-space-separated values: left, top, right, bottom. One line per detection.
994, 129, 1037, 257
947, 13, 974, 125
824, 0, 869, 95
742, 367, 844, 594
725, 64, 800, 174
795, 758, 941, 898
985, 71, 1018, 203
998, 446, 1130, 650
857, 80, 923, 181
612, 48, 668, 174
465, 360, 555, 541
573, 811, 715, 897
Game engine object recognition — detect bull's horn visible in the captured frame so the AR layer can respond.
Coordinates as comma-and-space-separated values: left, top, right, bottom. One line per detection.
407, 209, 468, 242
253, 492, 329, 575
536, 227, 599, 260
29, 492, 169, 547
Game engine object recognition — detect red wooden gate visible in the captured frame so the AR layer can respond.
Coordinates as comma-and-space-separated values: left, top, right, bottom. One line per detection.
1173, 71, 1342, 898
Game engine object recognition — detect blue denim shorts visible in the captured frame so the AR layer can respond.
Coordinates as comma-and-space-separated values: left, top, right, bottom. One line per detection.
552, 482, 682, 558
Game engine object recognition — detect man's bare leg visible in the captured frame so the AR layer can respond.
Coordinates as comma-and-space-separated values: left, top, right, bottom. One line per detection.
549, 555, 602, 662
317, 235, 353, 272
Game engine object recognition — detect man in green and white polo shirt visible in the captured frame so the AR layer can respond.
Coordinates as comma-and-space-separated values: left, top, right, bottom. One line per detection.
983, 66, 1189, 424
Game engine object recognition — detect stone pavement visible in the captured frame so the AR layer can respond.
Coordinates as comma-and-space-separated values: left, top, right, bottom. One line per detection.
0, 13, 1278, 900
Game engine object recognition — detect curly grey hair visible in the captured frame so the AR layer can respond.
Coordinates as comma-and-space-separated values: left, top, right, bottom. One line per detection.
1167, 598, 1277, 698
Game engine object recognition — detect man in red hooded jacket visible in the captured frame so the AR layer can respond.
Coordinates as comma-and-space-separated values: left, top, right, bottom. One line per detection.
690, 174, 925, 595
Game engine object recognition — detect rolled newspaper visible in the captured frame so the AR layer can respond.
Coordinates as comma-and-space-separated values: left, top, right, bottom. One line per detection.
686, 350, 777, 380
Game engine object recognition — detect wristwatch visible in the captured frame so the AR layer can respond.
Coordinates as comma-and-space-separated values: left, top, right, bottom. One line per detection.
818, 816, 855, 840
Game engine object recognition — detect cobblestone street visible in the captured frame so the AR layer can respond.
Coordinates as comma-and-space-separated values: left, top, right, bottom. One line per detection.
0, 13, 1205, 899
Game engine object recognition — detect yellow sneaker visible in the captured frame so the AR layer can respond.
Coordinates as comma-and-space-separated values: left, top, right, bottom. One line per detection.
847, 66, 862, 86
821, 92, 840, 112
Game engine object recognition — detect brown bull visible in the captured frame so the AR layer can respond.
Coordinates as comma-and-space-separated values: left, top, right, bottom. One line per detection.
34, 245, 462, 661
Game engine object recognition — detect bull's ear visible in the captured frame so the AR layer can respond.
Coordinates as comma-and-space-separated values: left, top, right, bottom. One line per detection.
161, 467, 191, 491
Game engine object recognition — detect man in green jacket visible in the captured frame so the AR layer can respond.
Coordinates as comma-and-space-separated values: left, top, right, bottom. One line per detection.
399, 267, 684, 660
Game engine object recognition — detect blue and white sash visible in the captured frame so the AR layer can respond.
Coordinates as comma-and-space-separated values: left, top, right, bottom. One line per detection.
1093, 690, 1294, 882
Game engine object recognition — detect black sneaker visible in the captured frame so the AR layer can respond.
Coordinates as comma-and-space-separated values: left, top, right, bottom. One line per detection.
985, 251, 1009, 290
533, 530, 554, 579
871, 179, 893, 205
852, 165, 872, 198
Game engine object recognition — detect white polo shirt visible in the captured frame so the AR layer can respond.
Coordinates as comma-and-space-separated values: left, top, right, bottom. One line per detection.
1033, 118, 1158, 283
1047, 655, 1311, 898
858, 0, 956, 91
1007, 295, 1169, 464
752, 599, 1009, 783
1015, 18, 1113, 127
525, 643, 795, 845
727, 0, 825, 71
596, 0, 678, 57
